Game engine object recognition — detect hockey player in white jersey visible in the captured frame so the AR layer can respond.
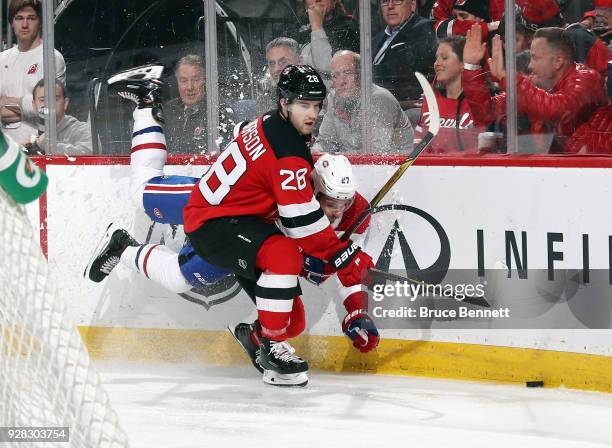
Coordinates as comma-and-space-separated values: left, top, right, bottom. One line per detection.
84, 65, 231, 295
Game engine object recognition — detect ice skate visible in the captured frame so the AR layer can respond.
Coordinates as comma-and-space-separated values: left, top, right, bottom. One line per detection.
262, 369, 308, 387
229, 322, 308, 386
84, 223, 139, 282
229, 321, 264, 374
259, 336, 309, 379
107, 64, 165, 122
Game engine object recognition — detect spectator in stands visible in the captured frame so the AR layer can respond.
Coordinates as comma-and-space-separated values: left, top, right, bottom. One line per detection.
505, 2, 563, 52
257, 38, 301, 114
26, 79, 92, 155
580, 10, 599, 31
415, 36, 484, 153
562, 0, 597, 25
565, 104, 612, 153
0, 0, 66, 144
293, 0, 359, 82
462, 24, 607, 153
313, 50, 413, 153
372, 0, 436, 119
501, 1, 610, 77
433, 0, 502, 40
580, 0, 612, 49
164, 54, 207, 153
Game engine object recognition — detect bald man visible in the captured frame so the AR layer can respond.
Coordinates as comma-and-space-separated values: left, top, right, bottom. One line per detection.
313, 50, 413, 153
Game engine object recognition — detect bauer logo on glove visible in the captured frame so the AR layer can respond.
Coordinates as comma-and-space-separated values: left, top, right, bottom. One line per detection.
331, 241, 359, 270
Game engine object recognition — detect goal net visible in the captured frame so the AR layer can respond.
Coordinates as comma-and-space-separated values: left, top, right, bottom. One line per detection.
0, 187, 129, 447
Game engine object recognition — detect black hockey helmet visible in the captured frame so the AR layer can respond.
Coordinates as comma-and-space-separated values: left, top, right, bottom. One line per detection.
277, 64, 327, 102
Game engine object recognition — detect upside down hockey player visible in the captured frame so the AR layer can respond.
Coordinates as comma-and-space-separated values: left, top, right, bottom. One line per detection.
85, 64, 379, 387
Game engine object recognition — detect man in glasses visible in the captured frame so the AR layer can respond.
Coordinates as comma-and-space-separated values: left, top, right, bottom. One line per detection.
314, 50, 413, 153
372, 0, 436, 120
256, 37, 302, 114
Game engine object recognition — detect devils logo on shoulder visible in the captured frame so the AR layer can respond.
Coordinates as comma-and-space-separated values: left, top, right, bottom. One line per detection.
27, 64, 38, 75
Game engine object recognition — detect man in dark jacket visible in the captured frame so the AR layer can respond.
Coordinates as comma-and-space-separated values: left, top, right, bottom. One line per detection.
372, 0, 436, 109
164, 54, 208, 154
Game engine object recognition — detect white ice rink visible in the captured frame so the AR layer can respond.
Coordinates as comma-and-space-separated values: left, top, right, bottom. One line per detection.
99, 363, 612, 448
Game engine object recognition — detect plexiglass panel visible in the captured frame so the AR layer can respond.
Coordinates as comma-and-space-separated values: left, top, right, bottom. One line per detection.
35, 0, 610, 156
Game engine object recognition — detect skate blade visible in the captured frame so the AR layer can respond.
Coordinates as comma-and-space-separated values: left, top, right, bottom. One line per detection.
83, 222, 116, 280
262, 370, 308, 387
227, 325, 264, 374
108, 65, 164, 85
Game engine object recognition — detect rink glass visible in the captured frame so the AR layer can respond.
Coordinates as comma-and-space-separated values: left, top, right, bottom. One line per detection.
34, 1, 610, 155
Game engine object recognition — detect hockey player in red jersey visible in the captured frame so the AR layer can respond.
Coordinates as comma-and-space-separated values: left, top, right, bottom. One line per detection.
184, 65, 379, 386
232, 152, 375, 385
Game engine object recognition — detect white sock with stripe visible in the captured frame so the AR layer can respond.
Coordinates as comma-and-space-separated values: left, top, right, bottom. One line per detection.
121, 244, 191, 293
130, 108, 168, 207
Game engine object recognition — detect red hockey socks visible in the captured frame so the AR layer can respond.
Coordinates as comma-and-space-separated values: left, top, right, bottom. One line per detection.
255, 235, 303, 340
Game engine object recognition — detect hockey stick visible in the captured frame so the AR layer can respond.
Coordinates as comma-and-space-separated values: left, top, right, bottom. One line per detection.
331, 74, 488, 306
340, 71, 440, 242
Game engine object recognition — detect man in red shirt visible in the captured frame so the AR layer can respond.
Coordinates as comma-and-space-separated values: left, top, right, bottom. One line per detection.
184, 65, 379, 386
462, 24, 607, 152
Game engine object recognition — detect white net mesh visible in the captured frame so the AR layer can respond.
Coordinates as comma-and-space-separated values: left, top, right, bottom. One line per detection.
0, 187, 129, 447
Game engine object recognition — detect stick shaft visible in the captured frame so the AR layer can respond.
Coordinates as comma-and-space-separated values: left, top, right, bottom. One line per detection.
341, 132, 433, 241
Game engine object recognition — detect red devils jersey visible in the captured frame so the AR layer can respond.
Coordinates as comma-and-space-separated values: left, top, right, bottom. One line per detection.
415, 87, 484, 153
184, 112, 345, 260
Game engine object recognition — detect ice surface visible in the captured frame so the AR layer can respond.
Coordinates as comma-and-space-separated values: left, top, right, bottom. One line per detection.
98, 363, 612, 448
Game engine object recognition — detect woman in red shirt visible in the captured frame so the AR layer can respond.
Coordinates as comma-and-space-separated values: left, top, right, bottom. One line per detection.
416, 36, 485, 154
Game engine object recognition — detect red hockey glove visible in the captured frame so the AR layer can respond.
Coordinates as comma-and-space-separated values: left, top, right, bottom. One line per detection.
342, 309, 379, 353
330, 241, 374, 288
301, 254, 332, 285
341, 291, 379, 353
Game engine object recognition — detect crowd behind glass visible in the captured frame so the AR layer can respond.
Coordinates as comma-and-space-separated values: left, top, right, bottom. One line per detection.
1, 0, 610, 156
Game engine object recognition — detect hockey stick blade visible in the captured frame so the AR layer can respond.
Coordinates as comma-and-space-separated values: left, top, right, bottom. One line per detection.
341, 72, 440, 241
367, 267, 491, 308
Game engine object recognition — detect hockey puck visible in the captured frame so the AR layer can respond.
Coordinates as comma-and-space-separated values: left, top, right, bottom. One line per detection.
526, 380, 544, 387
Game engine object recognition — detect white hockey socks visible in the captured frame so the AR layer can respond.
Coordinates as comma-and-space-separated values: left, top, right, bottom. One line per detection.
130, 108, 167, 207
121, 244, 192, 293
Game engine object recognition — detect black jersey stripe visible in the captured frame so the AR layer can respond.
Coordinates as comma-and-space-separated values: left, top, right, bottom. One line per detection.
279, 207, 325, 229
